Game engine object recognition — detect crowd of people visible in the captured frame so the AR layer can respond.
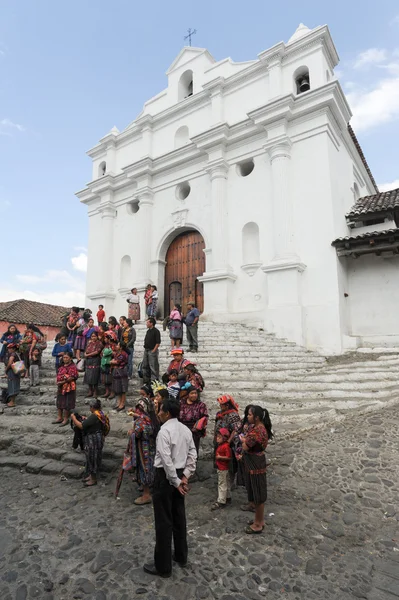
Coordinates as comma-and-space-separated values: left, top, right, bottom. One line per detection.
0, 296, 273, 574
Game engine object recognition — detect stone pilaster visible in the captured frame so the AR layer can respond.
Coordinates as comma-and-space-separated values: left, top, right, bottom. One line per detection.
135, 188, 154, 287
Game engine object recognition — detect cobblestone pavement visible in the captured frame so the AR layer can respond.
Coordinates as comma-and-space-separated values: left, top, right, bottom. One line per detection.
0, 404, 398, 600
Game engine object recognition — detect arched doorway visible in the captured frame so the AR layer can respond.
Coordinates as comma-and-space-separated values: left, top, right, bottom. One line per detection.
164, 231, 205, 314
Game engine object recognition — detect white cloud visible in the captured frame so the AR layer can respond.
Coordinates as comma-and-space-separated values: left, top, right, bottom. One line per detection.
71, 252, 87, 273
0, 286, 85, 307
347, 76, 399, 132
378, 179, 399, 192
353, 48, 387, 69
9, 265, 86, 307
0, 118, 25, 135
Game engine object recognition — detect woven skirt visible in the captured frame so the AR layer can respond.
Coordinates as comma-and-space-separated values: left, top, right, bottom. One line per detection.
84, 431, 104, 476
84, 356, 101, 386
111, 367, 128, 395
169, 320, 183, 340
101, 365, 112, 386
7, 370, 20, 397
128, 302, 140, 321
244, 452, 267, 505
74, 335, 87, 351
56, 390, 76, 411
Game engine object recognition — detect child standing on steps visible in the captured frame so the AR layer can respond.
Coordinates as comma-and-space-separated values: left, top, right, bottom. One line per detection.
211, 428, 232, 510
29, 347, 41, 387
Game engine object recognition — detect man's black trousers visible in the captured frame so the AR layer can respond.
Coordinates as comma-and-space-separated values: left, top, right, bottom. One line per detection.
153, 467, 188, 574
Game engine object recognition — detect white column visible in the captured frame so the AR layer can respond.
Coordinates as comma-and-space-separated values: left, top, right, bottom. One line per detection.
99, 203, 117, 291
209, 161, 229, 272
135, 189, 154, 286
269, 141, 298, 262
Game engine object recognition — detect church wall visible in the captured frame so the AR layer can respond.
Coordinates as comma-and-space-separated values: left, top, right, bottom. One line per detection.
347, 255, 399, 343
223, 77, 269, 125
152, 105, 211, 157
86, 211, 102, 296
225, 153, 272, 316
290, 133, 344, 352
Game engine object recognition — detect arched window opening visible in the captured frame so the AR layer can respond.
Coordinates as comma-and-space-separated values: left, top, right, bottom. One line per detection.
178, 70, 194, 101
120, 255, 131, 289
99, 161, 107, 177
237, 158, 255, 177
242, 222, 261, 265
174, 125, 190, 148
294, 66, 310, 94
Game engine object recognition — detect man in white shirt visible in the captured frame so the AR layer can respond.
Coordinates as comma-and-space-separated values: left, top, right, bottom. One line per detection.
143, 397, 197, 578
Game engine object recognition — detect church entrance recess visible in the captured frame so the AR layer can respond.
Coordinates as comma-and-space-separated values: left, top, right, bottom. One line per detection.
164, 231, 205, 314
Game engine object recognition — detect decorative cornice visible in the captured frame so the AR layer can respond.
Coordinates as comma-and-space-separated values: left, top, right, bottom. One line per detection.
191, 123, 231, 151
123, 156, 154, 179
87, 291, 117, 301
258, 42, 285, 66
202, 76, 226, 95
248, 94, 294, 129
198, 270, 237, 284
138, 188, 154, 206
262, 260, 306, 274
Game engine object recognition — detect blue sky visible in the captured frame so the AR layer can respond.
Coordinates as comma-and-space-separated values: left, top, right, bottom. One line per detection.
1, 0, 399, 306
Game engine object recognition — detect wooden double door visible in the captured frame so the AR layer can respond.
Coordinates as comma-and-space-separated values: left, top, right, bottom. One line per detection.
164, 231, 205, 315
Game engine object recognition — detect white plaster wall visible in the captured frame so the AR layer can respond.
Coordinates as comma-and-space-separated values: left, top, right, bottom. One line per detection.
347, 254, 399, 338
223, 77, 269, 124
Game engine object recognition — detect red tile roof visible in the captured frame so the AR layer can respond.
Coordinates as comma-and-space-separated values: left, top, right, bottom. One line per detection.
332, 228, 399, 246
0, 299, 69, 327
348, 125, 379, 192
346, 188, 399, 220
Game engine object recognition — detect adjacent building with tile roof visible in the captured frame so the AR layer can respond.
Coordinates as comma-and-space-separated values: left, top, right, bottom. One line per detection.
0, 299, 69, 340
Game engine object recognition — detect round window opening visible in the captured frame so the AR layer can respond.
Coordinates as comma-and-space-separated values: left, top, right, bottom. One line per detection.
176, 181, 191, 201
126, 200, 140, 215
237, 159, 255, 177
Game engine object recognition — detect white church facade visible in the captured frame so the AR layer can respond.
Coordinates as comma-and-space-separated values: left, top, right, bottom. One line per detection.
77, 23, 399, 354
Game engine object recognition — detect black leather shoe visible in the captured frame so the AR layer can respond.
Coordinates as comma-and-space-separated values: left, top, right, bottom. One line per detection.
172, 555, 187, 567
143, 562, 171, 578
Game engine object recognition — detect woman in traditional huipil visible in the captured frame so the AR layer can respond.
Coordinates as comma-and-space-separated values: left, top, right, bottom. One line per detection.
179, 386, 208, 455
168, 303, 183, 349
110, 341, 129, 411
240, 405, 272, 534
127, 397, 159, 505
55, 352, 78, 426
0, 324, 22, 363
4, 343, 22, 407
127, 287, 140, 323
71, 398, 110, 487
84, 331, 103, 398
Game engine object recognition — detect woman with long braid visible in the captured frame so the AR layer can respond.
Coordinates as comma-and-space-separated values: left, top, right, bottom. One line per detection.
239, 405, 273, 534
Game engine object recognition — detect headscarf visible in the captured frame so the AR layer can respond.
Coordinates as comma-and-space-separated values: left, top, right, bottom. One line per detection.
219, 428, 230, 440
170, 348, 184, 356
217, 394, 239, 412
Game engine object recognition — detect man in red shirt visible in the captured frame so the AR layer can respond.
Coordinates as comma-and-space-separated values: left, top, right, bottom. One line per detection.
211, 427, 232, 510
97, 304, 105, 325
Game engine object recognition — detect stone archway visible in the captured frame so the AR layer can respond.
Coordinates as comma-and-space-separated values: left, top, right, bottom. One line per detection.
164, 230, 205, 315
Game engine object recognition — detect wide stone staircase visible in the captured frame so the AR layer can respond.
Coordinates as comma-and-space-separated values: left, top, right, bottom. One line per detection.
1, 321, 399, 479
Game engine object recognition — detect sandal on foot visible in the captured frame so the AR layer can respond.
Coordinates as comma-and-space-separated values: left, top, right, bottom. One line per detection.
240, 503, 255, 512
134, 497, 152, 505
211, 502, 226, 511
51, 420, 63, 424
247, 520, 265, 528
245, 525, 264, 534
84, 480, 97, 487
59, 421, 69, 427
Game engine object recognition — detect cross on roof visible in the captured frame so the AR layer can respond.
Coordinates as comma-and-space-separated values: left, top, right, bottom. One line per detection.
184, 28, 197, 47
